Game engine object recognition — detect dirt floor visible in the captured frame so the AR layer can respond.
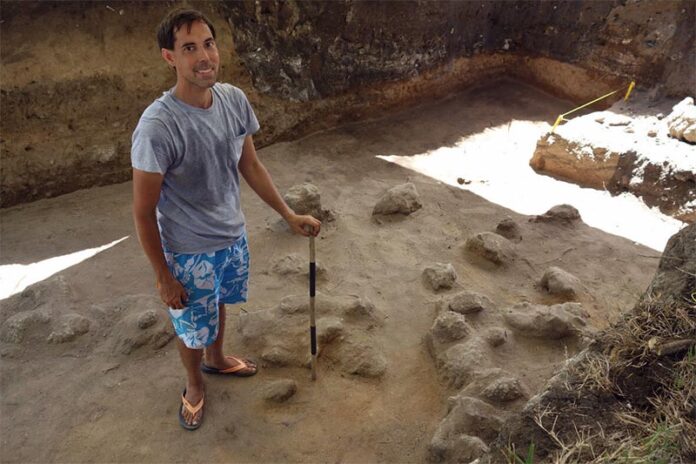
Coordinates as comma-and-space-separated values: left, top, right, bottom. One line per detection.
0, 82, 662, 463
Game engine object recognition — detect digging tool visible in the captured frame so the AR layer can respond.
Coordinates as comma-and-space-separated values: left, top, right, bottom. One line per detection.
308, 231, 317, 380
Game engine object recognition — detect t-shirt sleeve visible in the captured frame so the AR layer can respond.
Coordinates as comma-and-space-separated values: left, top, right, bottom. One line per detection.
131, 118, 174, 174
235, 88, 261, 136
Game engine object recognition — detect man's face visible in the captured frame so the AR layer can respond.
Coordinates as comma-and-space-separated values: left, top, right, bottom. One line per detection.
162, 20, 219, 89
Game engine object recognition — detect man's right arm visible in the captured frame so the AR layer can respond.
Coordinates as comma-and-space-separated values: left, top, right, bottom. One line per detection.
132, 168, 187, 309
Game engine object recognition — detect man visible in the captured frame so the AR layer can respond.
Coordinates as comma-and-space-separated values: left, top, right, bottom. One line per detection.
131, 9, 320, 431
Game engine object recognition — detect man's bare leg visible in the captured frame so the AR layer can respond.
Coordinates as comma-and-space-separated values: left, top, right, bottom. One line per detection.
177, 339, 205, 426
203, 303, 256, 373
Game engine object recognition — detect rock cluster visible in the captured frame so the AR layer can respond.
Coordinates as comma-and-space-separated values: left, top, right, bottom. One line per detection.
238, 293, 387, 378
424, 215, 597, 462
0, 279, 175, 356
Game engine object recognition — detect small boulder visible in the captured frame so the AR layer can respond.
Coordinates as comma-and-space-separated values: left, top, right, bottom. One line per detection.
262, 379, 297, 403
464, 232, 516, 266
47, 314, 91, 343
137, 310, 158, 329
484, 327, 508, 347
333, 341, 387, 378
540, 267, 582, 299
481, 376, 525, 402
278, 295, 308, 314
261, 345, 297, 367
272, 254, 325, 276
1, 309, 51, 344
438, 341, 489, 389
447, 291, 494, 314
495, 217, 522, 242
431, 312, 470, 344
532, 204, 581, 224
423, 263, 457, 291
439, 395, 504, 442
283, 183, 332, 221
342, 296, 377, 320
665, 97, 696, 143
318, 317, 344, 344
428, 433, 489, 463
503, 302, 588, 339
372, 183, 422, 216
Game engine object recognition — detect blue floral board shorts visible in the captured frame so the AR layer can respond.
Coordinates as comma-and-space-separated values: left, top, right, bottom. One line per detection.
163, 235, 249, 349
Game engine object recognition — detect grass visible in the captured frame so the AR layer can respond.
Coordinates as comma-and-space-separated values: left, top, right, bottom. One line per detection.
523, 298, 696, 463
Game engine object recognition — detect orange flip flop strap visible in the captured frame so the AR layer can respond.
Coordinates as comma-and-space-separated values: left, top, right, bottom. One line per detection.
181, 394, 204, 415
218, 356, 249, 374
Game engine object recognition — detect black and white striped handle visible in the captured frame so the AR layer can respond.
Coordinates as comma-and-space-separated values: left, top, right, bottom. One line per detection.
309, 234, 317, 380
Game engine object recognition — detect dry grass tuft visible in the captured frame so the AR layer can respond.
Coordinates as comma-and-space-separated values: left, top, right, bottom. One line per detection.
529, 297, 696, 463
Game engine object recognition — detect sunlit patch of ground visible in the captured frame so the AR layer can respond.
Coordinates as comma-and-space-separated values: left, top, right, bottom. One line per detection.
0, 236, 129, 300
379, 120, 684, 251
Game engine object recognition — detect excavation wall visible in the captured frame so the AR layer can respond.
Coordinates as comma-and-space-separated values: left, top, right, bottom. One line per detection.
1, 0, 694, 206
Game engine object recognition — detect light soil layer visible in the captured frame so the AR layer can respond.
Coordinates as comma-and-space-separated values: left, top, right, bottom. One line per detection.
530, 96, 696, 223
0, 83, 659, 463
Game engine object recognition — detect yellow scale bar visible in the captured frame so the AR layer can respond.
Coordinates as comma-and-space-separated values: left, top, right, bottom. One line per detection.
551, 80, 636, 133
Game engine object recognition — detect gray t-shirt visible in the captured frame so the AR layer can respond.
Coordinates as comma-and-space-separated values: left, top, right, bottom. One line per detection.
131, 83, 260, 254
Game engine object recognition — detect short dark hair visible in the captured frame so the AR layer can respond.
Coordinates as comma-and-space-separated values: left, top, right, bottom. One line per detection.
157, 8, 216, 50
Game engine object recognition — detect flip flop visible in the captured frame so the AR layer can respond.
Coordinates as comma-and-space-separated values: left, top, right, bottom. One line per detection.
201, 355, 258, 377
178, 389, 204, 431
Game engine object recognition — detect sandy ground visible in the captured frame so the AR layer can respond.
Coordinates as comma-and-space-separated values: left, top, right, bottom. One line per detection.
0, 81, 663, 463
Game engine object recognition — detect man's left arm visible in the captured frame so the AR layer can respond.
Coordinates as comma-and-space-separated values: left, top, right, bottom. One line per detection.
238, 135, 321, 236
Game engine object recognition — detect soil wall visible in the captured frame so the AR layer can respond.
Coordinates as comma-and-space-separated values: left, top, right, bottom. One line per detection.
1, 0, 694, 207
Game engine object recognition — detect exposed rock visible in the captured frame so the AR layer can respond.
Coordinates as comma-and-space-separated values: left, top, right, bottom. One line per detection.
331, 341, 387, 378
423, 263, 457, 291
278, 295, 308, 315
342, 296, 378, 320
261, 345, 298, 367
47, 313, 91, 343
503, 302, 588, 339
665, 97, 696, 143
605, 114, 631, 126
111, 309, 174, 355
241, 293, 386, 375
532, 204, 581, 224
272, 253, 324, 276
495, 217, 522, 242
645, 223, 696, 305
283, 183, 332, 221
439, 395, 505, 443
540, 267, 582, 299
262, 379, 298, 403
317, 317, 344, 344
431, 312, 470, 344
276, 294, 377, 322
481, 376, 525, 402
484, 328, 508, 347
0, 309, 51, 343
464, 232, 516, 266
447, 291, 495, 315
372, 183, 422, 216
137, 310, 158, 329
438, 340, 490, 389
428, 433, 489, 463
